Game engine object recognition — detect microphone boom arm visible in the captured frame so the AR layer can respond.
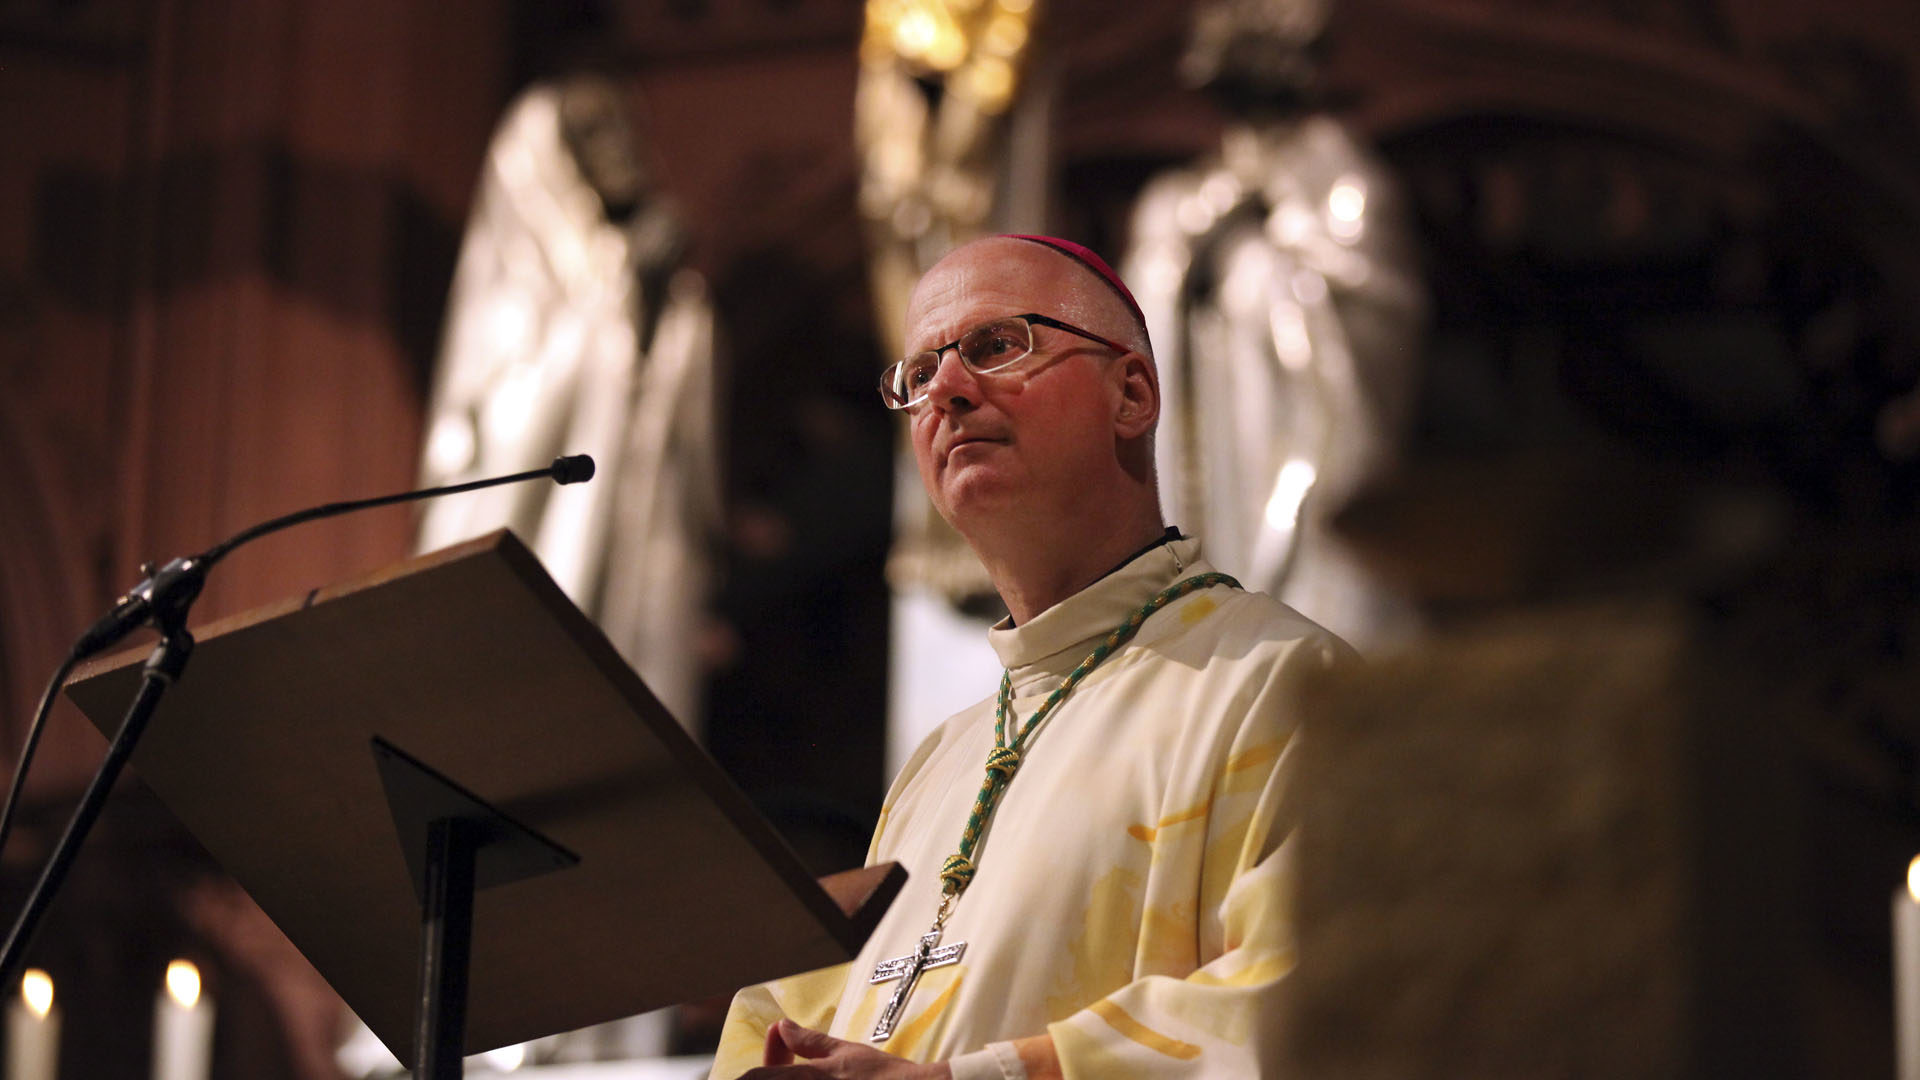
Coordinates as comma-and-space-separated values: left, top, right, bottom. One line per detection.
0, 453, 595, 988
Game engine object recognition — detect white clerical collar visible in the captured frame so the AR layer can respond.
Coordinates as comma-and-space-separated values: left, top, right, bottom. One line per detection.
986, 536, 1208, 673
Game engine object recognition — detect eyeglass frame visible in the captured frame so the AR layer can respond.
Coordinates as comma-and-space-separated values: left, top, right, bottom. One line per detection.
879, 313, 1135, 410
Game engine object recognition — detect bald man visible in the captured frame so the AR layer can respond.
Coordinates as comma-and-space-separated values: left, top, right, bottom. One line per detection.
710, 237, 1346, 1079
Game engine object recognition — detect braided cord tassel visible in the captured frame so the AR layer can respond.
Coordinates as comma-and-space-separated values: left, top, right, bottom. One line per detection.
938, 572, 1240, 896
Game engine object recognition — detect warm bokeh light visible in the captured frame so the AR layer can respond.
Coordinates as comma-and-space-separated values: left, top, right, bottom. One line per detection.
923, 22, 969, 70
1264, 460, 1319, 531
1328, 177, 1368, 223
165, 960, 202, 1009
1328, 177, 1368, 242
967, 56, 1015, 109
20, 969, 53, 1019
983, 11, 1027, 54
893, 9, 939, 57
1906, 854, 1920, 904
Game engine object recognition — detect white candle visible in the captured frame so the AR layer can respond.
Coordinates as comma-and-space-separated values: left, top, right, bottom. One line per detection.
151, 960, 213, 1080
6, 969, 59, 1080
1897, 856, 1920, 1080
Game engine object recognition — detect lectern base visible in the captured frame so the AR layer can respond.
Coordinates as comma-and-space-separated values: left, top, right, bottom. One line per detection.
373, 737, 580, 1079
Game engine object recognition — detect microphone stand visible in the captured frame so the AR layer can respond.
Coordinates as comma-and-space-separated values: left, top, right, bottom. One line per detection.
0, 455, 595, 989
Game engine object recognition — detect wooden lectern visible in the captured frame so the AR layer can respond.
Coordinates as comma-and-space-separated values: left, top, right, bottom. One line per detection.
64, 530, 901, 1075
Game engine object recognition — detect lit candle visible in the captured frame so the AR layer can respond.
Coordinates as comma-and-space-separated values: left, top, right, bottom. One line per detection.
151, 960, 213, 1080
476, 1043, 527, 1072
6, 969, 59, 1080
1896, 856, 1920, 1080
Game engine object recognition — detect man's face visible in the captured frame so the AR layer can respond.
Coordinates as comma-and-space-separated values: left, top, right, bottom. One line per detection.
901, 241, 1128, 530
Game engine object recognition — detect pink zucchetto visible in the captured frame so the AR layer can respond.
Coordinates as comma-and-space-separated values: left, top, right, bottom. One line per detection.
1002, 234, 1147, 330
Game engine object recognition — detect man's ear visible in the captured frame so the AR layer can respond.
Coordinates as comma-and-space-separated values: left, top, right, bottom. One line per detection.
1112, 353, 1159, 440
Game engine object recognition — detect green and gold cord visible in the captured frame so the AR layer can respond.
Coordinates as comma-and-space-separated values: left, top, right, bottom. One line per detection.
935, 571, 1240, 897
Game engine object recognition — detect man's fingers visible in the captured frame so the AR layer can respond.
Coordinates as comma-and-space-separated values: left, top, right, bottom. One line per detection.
763, 1022, 795, 1066
776, 1017, 849, 1059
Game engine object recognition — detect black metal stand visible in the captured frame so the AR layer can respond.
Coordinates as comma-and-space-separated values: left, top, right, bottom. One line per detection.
416, 817, 479, 1080
371, 737, 579, 1080
0, 629, 194, 987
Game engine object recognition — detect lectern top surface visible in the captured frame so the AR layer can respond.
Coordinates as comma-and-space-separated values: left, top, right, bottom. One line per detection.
67, 530, 894, 1064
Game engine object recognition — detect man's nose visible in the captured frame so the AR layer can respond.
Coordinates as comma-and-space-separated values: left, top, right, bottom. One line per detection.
919, 347, 982, 410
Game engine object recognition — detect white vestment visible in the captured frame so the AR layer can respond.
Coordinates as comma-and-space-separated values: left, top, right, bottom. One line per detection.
711, 537, 1344, 1077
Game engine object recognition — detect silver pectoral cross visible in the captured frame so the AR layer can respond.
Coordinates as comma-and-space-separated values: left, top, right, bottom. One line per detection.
868, 926, 966, 1041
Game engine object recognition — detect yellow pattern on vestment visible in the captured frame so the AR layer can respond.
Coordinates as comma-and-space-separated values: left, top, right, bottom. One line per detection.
1136, 897, 1200, 977
1126, 800, 1211, 843
883, 968, 963, 1058
710, 961, 848, 1067
843, 983, 884, 1047
1046, 866, 1143, 1022
1087, 999, 1203, 1059
1178, 595, 1217, 624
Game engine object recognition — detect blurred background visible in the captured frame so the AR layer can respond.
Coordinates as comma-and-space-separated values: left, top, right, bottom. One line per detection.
1, 0, 1917, 1076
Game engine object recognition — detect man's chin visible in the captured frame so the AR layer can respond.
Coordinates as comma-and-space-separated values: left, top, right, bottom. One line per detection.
936, 467, 1022, 521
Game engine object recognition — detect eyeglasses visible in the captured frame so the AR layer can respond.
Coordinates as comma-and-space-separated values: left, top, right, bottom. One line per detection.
879, 313, 1132, 410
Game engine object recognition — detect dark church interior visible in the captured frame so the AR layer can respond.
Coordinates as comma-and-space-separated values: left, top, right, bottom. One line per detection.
2, 0, 1918, 1076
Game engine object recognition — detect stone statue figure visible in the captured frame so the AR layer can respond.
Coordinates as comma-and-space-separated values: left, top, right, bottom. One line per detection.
1123, 0, 1427, 650
414, 74, 721, 731
857, 0, 1053, 773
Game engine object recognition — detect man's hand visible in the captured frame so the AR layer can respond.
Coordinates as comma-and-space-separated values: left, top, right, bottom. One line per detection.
733, 1018, 952, 1079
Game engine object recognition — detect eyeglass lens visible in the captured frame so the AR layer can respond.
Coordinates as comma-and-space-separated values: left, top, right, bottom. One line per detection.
883, 317, 1034, 408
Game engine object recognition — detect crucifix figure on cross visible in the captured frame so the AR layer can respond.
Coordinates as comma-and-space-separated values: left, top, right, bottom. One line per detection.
868, 926, 967, 1041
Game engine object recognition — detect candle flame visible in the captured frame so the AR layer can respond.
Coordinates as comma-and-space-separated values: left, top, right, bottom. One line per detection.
1907, 856, 1920, 905
481, 1043, 527, 1071
21, 969, 52, 1019
166, 960, 202, 1009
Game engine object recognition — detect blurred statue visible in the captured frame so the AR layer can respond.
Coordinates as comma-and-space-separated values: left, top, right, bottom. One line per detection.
857, 0, 1052, 772
1123, 0, 1428, 650
415, 75, 721, 731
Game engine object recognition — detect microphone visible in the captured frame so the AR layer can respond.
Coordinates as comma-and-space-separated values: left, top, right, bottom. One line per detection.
72, 556, 208, 659
71, 454, 596, 660
550, 454, 595, 485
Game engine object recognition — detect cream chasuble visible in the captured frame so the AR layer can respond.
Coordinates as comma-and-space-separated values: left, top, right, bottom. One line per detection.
710, 538, 1344, 1077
